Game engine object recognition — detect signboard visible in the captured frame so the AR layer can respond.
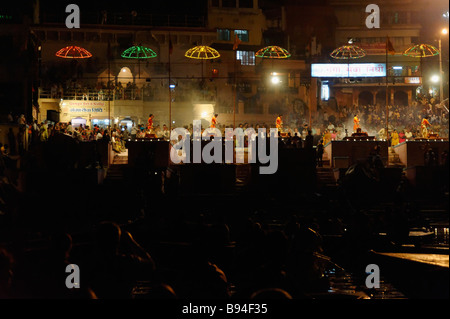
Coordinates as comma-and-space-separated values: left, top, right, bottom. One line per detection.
359, 43, 389, 55
404, 77, 421, 84
311, 63, 386, 77
59, 100, 110, 122
60, 100, 108, 113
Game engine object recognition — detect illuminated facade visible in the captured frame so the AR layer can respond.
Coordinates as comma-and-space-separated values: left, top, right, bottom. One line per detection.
32, 0, 311, 129
326, 0, 428, 108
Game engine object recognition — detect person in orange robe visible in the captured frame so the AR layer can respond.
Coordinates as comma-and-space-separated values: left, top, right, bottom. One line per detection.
353, 115, 360, 132
211, 114, 218, 128
421, 116, 431, 138
276, 115, 283, 132
147, 114, 154, 131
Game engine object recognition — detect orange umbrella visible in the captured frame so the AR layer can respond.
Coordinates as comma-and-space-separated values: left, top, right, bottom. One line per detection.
55, 46, 92, 58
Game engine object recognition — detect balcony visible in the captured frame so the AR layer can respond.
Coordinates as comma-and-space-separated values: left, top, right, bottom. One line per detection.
39, 12, 206, 28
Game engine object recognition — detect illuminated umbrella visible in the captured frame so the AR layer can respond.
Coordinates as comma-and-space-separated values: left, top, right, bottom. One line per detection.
121, 45, 157, 59
55, 46, 92, 58
185, 45, 220, 81
185, 45, 220, 60
402, 44, 439, 58
121, 45, 157, 78
329, 44, 366, 59
255, 45, 291, 59
403, 43, 440, 88
330, 44, 366, 78
255, 45, 291, 81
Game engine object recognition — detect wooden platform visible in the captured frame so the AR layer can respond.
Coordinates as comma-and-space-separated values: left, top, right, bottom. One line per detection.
392, 139, 449, 168
324, 140, 389, 169
373, 252, 449, 269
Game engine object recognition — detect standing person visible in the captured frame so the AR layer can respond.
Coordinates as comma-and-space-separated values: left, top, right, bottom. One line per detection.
405, 128, 413, 140
32, 120, 39, 145
276, 114, 283, 133
399, 130, 406, 144
52, 122, 60, 136
131, 124, 137, 140
316, 140, 324, 167
147, 114, 154, 131
7, 128, 16, 155
66, 121, 74, 135
162, 124, 170, 140
391, 129, 399, 146
353, 114, 360, 133
18, 114, 26, 128
421, 116, 431, 138
40, 123, 49, 142
122, 125, 130, 140
304, 130, 314, 149
211, 113, 218, 128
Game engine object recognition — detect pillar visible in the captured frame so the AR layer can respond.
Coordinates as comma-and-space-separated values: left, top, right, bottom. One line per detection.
309, 78, 318, 114
352, 88, 359, 106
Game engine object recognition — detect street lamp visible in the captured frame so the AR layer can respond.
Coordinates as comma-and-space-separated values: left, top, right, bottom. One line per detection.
431, 74, 440, 83
439, 28, 448, 103
271, 72, 280, 85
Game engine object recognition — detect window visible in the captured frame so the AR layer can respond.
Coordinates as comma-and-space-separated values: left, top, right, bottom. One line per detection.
238, 82, 252, 93
222, 0, 236, 8
73, 31, 84, 41
217, 29, 230, 41
191, 35, 202, 45
234, 29, 249, 42
239, 0, 253, 8
86, 32, 99, 42
321, 82, 329, 101
179, 35, 190, 44
236, 50, 255, 66
394, 37, 405, 46
46, 31, 58, 41
60, 31, 71, 41
155, 34, 165, 44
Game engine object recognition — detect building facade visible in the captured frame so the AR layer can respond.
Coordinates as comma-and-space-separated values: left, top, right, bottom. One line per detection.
33, 0, 311, 130
325, 0, 427, 110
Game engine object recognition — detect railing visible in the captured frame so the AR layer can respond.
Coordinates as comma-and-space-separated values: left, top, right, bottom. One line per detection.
39, 87, 218, 102
40, 89, 116, 101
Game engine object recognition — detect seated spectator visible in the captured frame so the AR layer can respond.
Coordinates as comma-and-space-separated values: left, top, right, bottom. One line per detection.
85, 221, 156, 299
0, 246, 14, 299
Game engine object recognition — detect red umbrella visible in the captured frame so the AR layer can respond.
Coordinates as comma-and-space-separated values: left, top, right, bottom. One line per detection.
55, 46, 92, 58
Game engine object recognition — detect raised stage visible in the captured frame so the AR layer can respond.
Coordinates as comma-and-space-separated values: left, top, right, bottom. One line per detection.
324, 139, 389, 169
392, 139, 449, 168
392, 139, 449, 190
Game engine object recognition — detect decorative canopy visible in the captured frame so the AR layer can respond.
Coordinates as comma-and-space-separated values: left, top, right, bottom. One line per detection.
330, 45, 366, 59
121, 45, 157, 59
55, 46, 92, 58
403, 44, 440, 58
255, 46, 291, 58
185, 45, 220, 59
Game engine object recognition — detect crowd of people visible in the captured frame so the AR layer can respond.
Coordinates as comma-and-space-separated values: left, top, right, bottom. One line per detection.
0, 210, 338, 299
1, 96, 448, 160
311, 101, 449, 144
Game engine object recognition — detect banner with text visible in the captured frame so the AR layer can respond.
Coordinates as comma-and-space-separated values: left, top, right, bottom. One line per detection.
311, 63, 386, 77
